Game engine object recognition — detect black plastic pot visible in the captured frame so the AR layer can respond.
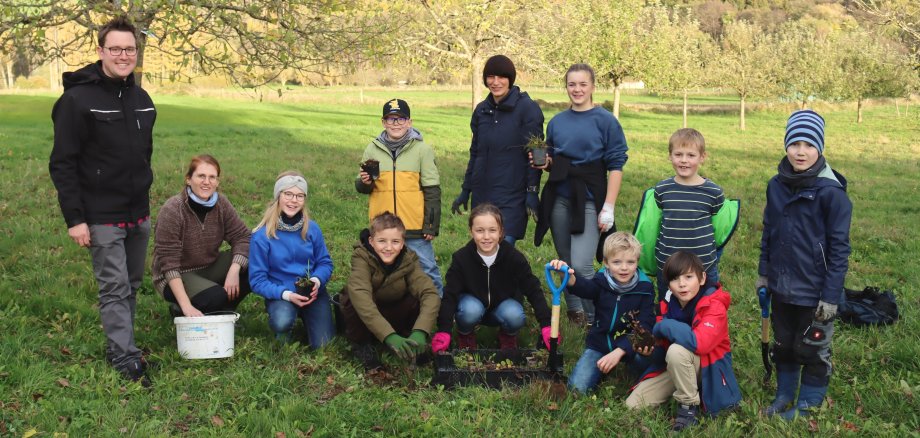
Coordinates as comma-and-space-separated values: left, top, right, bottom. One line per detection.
530, 148, 548, 167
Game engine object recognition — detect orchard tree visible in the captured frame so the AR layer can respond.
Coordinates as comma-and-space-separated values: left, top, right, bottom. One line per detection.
837, 30, 909, 123
714, 20, 778, 131
641, 5, 715, 127
0, 0, 384, 87
775, 22, 840, 108
536, 0, 646, 118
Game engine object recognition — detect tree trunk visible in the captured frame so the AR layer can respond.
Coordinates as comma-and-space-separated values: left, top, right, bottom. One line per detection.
470, 55, 482, 111
134, 33, 146, 87
895, 99, 901, 117
857, 98, 863, 123
4, 61, 14, 89
801, 98, 807, 109
739, 94, 746, 131
682, 89, 688, 128
613, 84, 621, 119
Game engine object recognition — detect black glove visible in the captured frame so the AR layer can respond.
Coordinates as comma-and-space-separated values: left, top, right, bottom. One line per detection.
526, 192, 539, 222
452, 189, 471, 215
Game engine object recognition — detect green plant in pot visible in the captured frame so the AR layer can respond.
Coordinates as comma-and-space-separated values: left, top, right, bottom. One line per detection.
525, 134, 550, 167
294, 261, 313, 295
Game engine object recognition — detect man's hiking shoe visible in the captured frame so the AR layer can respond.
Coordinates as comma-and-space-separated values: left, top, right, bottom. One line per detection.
457, 332, 477, 350
119, 360, 152, 388
672, 404, 699, 432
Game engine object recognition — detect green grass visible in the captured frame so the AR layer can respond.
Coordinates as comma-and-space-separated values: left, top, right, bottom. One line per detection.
1, 90, 918, 436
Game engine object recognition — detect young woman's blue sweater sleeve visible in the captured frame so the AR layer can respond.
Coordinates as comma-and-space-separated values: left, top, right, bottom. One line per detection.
248, 229, 285, 300
602, 115, 628, 171
309, 221, 334, 286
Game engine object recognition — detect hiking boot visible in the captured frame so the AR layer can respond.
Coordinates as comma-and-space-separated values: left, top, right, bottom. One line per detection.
353, 343, 383, 371
566, 310, 586, 327
457, 332, 477, 350
497, 331, 518, 350
119, 360, 152, 388
672, 404, 699, 432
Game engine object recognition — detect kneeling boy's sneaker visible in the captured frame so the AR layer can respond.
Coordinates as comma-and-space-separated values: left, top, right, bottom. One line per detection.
672, 404, 699, 432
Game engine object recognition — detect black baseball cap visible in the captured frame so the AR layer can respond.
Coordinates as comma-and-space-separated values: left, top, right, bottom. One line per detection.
382, 98, 410, 118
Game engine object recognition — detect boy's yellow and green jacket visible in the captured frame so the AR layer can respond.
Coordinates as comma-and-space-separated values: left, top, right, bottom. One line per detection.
356, 136, 441, 239
633, 188, 740, 276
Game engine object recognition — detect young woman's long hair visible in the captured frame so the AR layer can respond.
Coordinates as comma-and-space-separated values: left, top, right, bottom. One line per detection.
254, 170, 310, 240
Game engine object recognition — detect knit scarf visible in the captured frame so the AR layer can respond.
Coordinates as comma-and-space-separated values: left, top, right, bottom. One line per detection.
777, 155, 826, 190
187, 186, 218, 207
376, 127, 423, 156
278, 211, 304, 232
605, 270, 639, 294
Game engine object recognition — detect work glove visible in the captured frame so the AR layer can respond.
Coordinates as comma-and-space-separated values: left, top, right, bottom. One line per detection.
598, 202, 615, 232
431, 332, 451, 353
383, 333, 417, 361
541, 326, 561, 350
755, 276, 769, 292
526, 191, 539, 222
814, 300, 838, 322
451, 189, 471, 215
408, 330, 429, 355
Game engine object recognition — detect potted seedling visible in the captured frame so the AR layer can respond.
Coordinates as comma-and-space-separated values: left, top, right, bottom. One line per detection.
432, 346, 560, 389
524, 134, 550, 167
624, 310, 655, 351
361, 158, 380, 181
294, 261, 313, 296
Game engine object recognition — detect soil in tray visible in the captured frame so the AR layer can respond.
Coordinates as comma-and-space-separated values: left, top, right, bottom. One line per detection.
431, 349, 562, 389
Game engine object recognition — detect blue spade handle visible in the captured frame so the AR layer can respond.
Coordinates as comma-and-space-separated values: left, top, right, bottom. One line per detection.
758, 287, 770, 319
544, 263, 570, 306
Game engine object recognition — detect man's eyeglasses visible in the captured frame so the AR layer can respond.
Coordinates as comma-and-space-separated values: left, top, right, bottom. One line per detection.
383, 117, 408, 126
281, 191, 306, 201
104, 47, 138, 56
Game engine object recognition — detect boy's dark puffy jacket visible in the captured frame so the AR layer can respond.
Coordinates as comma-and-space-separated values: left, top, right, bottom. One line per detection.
568, 269, 655, 357
437, 240, 551, 332
49, 61, 156, 226
759, 167, 852, 306
462, 86, 544, 240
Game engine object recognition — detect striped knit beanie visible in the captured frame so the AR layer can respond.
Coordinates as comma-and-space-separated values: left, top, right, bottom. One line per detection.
784, 110, 825, 154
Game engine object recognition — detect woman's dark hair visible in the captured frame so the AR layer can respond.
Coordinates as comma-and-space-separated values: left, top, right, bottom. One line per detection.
98, 16, 138, 47
662, 251, 705, 282
185, 154, 221, 180
468, 203, 504, 231
370, 211, 406, 237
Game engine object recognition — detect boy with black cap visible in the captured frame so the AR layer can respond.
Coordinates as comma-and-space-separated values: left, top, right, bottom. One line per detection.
357, 99, 443, 297
757, 109, 852, 420
453, 54, 544, 246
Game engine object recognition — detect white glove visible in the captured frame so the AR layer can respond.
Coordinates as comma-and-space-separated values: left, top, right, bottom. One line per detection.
599, 202, 615, 232
814, 300, 838, 322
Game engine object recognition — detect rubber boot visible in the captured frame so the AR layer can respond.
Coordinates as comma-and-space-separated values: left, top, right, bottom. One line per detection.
497, 331, 518, 350
779, 383, 827, 420
457, 332, 477, 350
762, 364, 800, 416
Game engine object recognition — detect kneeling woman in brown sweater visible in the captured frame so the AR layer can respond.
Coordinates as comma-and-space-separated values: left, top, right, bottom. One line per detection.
152, 154, 251, 317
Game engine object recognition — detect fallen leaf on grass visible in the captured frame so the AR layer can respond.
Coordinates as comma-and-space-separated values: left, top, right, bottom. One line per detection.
0, 371, 9, 378
296, 425, 314, 437
420, 412, 430, 421
382, 401, 393, 409
371, 426, 383, 431
119, 427, 128, 433
548, 402, 559, 411
326, 375, 335, 385
275, 432, 286, 438
57, 378, 70, 388
181, 393, 189, 401
174, 421, 189, 433
842, 421, 859, 432
856, 405, 863, 416
32, 393, 43, 401
60, 347, 71, 356
807, 419, 819, 433
23, 428, 38, 438
211, 415, 225, 427
152, 405, 161, 411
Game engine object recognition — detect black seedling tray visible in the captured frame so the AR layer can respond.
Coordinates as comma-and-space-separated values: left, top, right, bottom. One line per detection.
431, 349, 563, 389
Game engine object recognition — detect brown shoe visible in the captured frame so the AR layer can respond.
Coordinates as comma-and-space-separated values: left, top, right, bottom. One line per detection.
457, 332, 477, 350
567, 310, 586, 327
497, 331, 518, 350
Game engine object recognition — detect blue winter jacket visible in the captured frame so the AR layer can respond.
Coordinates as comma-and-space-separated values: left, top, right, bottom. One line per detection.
568, 269, 655, 358
759, 166, 852, 306
462, 86, 544, 240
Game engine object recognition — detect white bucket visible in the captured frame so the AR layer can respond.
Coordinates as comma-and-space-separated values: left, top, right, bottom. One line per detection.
173, 313, 240, 359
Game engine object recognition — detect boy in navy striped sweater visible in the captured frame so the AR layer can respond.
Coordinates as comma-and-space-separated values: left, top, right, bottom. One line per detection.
653, 128, 724, 300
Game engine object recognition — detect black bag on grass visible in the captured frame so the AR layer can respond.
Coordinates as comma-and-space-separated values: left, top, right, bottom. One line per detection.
838, 287, 899, 327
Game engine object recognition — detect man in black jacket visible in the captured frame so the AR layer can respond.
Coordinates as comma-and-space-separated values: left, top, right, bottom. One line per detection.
49, 16, 156, 386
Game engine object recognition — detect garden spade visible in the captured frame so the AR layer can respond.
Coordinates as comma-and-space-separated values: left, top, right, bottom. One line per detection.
544, 263, 570, 377
757, 287, 773, 386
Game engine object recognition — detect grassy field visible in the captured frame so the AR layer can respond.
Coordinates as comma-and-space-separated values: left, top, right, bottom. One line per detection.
0, 88, 918, 437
